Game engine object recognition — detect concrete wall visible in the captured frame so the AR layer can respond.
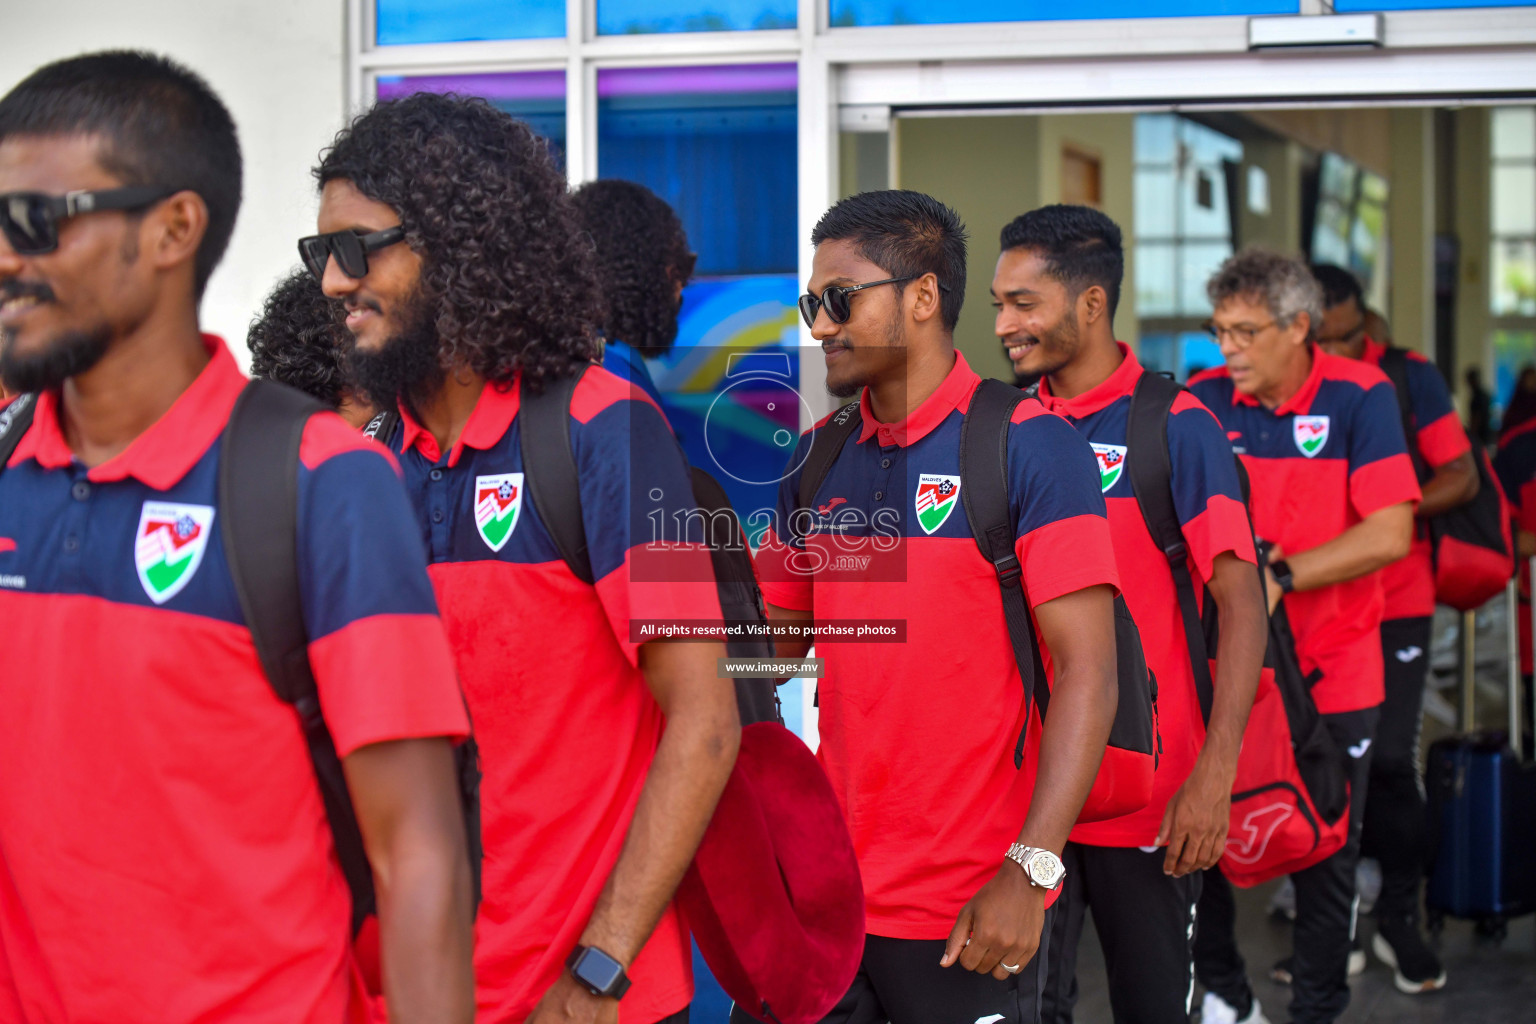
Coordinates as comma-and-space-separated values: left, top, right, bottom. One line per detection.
893, 112, 1137, 382
1452, 108, 1493, 395
2, 0, 348, 371
1388, 108, 1436, 360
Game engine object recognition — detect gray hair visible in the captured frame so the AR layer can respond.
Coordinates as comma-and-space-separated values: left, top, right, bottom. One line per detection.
1206, 247, 1323, 337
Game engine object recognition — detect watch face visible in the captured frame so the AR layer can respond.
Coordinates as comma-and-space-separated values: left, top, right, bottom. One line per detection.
1027, 851, 1065, 888
574, 949, 625, 993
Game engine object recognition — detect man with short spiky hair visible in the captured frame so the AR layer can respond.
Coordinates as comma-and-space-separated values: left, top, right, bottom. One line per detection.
309, 92, 739, 1024
754, 190, 1121, 1022
1188, 248, 1420, 1024
247, 268, 376, 427
0, 51, 475, 1023
995, 205, 1267, 1024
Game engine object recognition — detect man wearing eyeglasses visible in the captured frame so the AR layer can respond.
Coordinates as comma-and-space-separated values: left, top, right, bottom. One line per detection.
0, 52, 475, 1023
1187, 249, 1420, 1024
1309, 262, 1472, 995
753, 190, 1121, 1023
307, 92, 739, 1024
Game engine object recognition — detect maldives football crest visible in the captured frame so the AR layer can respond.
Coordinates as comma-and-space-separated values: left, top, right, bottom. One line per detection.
1090, 443, 1127, 493
474, 473, 524, 552
134, 502, 214, 604
915, 474, 961, 535
1293, 415, 1330, 458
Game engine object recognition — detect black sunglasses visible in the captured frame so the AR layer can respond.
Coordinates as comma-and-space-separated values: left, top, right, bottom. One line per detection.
0, 186, 179, 256
298, 226, 406, 282
799, 276, 955, 329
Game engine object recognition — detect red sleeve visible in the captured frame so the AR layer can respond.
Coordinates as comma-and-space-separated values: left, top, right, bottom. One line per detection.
599, 546, 725, 667
1416, 412, 1472, 469
756, 525, 815, 612
1183, 495, 1258, 583
1015, 514, 1121, 609
1350, 454, 1422, 519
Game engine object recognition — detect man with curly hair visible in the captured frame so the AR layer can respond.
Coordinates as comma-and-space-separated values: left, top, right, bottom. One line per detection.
308, 91, 740, 1024
571, 179, 695, 407
247, 268, 375, 427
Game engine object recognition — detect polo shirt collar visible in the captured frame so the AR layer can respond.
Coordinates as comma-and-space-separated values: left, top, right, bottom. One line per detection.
1361, 336, 1385, 366
7, 334, 243, 490
857, 349, 978, 448
1232, 346, 1325, 416
398, 376, 521, 467
1036, 342, 1140, 419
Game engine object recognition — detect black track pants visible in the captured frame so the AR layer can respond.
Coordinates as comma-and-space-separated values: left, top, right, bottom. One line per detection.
1361, 616, 1431, 922
1040, 844, 1201, 1024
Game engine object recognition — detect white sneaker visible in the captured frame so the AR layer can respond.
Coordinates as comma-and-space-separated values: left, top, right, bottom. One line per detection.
1200, 991, 1271, 1024
1349, 944, 1368, 977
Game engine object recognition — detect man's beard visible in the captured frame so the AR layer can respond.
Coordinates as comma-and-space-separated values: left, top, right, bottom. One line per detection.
0, 326, 112, 393
826, 306, 907, 400
1006, 311, 1079, 380
345, 287, 445, 409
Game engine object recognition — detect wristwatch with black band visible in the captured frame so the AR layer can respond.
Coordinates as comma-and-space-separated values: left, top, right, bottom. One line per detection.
566, 945, 632, 1000
1269, 559, 1296, 594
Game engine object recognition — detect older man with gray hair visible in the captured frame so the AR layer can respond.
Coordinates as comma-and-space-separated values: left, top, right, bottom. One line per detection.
1182, 248, 1420, 1024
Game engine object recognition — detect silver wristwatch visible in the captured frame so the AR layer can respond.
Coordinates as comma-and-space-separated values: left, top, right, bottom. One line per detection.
1006, 844, 1066, 891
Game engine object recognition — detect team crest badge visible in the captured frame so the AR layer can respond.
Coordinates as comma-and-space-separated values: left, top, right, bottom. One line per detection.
134, 502, 214, 604
1090, 443, 1127, 493
474, 473, 524, 552
1293, 415, 1330, 458
915, 474, 962, 535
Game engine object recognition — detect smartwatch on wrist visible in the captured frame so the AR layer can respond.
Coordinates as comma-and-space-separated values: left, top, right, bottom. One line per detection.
566, 945, 632, 1000
1269, 559, 1295, 594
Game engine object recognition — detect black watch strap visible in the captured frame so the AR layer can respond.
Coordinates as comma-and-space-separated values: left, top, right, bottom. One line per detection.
1270, 559, 1295, 593
566, 945, 632, 1000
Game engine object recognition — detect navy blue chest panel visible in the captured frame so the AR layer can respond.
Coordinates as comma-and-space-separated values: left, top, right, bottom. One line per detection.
1201, 380, 1355, 462
1061, 399, 1134, 499
0, 443, 244, 624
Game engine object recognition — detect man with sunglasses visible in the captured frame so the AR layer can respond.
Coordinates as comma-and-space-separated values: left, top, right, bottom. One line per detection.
307, 92, 739, 1024
0, 52, 475, 1023
993, 205, 1268, 1024
1187, 249, 1420, 1024
1310, 262, 1473, 995
753, 190, 1121, 1023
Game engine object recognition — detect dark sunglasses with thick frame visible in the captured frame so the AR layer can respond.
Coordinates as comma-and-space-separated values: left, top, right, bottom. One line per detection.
799, 276, 952, 330
0, 186, 180, 256
297, 226, 406, 282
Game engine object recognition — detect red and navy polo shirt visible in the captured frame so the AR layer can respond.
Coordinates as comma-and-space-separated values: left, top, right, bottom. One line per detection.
1359, 338, 1472, 621
380, 366, 722, 1024
1495, 418, 1536, 672
1037, 344, 1257, 848
0, 337, 468, 1024
754, 350, 1121, 939
1190, 350, 1421, 714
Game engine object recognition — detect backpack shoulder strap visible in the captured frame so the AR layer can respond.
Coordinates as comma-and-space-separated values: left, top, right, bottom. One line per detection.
361, 407, 400, 445
1126, 370, 1217, 722
519, 369, 594, 585
1378, 347, 1428, 479
959, 377, 1048, 768
0, 394, 38, 474
794, 400, 862, 529
218, 378, 376, 933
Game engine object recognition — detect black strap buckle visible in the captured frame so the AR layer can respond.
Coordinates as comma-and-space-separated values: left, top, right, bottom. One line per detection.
1162, 541, 1188, 564
993, 553, 1022, 587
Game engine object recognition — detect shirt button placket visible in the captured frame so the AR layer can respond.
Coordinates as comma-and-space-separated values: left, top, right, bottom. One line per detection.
429, 465, 451, 558
61, 469, 90, 586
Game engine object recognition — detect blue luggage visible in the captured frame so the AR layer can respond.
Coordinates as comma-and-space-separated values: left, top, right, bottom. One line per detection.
1424, 578, 1536, 939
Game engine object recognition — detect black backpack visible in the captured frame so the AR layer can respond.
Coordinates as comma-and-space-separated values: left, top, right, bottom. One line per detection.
385, 367, 782, 726
221, 380, 483, 934
0, 381, 485, 935
1124, 369, 1348, 830
794, 379, 1158, 816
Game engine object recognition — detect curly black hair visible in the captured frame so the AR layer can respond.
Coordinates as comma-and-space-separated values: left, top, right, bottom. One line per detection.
571, 179, 692, 358
246, 268, 348, 407
314, 92, 600, 393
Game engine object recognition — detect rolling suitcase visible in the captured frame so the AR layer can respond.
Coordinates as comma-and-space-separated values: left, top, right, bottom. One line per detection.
1423, 571, 1536, 939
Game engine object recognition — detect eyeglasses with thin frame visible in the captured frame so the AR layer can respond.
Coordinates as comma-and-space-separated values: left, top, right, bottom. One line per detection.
800, 276, 944, 330
1202, 319, 1279, 348
297, 226, 406, 283
0, 186, 180, 256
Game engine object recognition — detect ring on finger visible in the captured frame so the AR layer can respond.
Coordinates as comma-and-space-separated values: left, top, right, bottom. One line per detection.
1001, 962, 1021, 973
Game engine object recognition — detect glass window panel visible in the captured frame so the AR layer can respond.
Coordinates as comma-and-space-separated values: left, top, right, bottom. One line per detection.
1134, 167, 1177, 238
1179, 164, 1233, 238
1312, 199, 1354, 268
1134, 114, 1177, 166
1178, 242, 1232, 317
597, 64, 797, 277
1492, 238, 1536, 318
828, 0, 1296, 26
1493, 165, 1536, 236
1358, 170, 1389, 207
1177, 333, 1223, 381
1181, 118, 1243, 167
1139, 333, 1175, 375
1136, 243, 1177, 318
1493, 328, 1536, 421
598, 0, 795, 33
1492, 106, 1536, 161
1318, 152, 1359, 205
376, 72, 567, 171
376, 0, 564, 45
